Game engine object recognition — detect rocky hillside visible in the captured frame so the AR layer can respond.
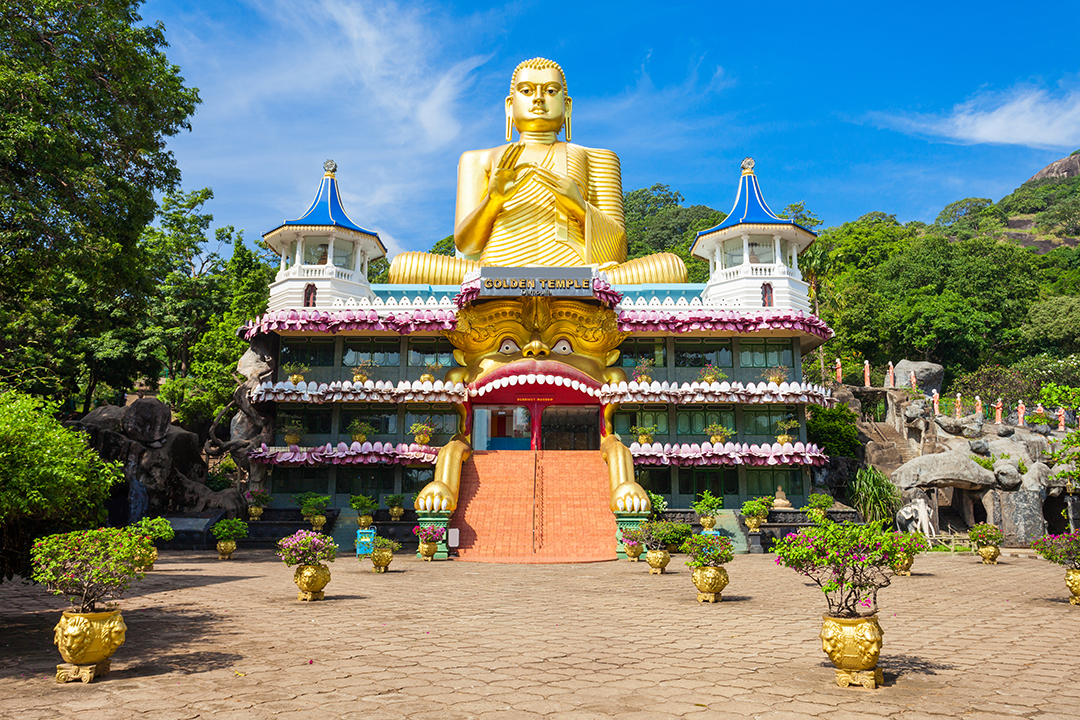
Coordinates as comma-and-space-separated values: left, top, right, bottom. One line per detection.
998, 150, 1080, 252
1027, 151, 1080, 183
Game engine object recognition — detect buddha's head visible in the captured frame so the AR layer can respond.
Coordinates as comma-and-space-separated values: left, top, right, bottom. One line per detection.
444, 297, 625, 396
506, 57, 571, 139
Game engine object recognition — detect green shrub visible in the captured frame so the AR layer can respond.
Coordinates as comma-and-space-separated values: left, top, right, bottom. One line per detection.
646, 490, 667, 520
129, 517, 175, 542
806, 493, 834, 511
968, 522, 1004, 547
681, 534, 734, 567
806, 405, 860, 457
970, 455, 995, 471
31, 528, 147, 613
741, 499, 770, 519
851, 467, 901, 524
385, 494, 405, 508
691, 489, 724, 517
349, 494, 378, 515
373, 536, 401, 551
638, 521, 691, 550
211, 518, 248, 541
205, 471, 232, 492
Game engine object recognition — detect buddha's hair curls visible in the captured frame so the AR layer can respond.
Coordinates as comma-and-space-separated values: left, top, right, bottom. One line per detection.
509, 57, 567, 95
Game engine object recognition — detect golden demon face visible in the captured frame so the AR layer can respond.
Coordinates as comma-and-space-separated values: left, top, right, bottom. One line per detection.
444, 297, 627, 396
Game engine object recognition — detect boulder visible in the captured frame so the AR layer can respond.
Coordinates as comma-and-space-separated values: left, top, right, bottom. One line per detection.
894, 360, 944, 394
1021, 462, 1053, 492
891, 452, 997, 490
992, 459, 1022, 490
968, 439, 990, 456
832, 386, 861, 415
983, 488, 1047, 546
935, 414, 983, 438
121, 398, 172, 447
80, 405, 126, 433
865, 441, 904, 474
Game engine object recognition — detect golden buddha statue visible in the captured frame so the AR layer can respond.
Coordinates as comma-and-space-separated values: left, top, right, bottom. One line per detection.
389, 58, 687, 285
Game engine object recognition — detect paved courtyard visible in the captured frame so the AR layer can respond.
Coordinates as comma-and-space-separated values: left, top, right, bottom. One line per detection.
1, 548, 1077, 720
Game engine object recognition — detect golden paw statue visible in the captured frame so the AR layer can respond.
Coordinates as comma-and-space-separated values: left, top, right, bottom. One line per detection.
412, 296, 651, 516
389, 58, 686, 286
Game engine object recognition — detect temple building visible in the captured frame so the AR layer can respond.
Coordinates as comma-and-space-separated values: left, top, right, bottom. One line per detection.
240, 155, 833, 559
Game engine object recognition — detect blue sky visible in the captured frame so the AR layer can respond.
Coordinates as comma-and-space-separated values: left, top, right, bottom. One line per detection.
145, 0, 1080, 257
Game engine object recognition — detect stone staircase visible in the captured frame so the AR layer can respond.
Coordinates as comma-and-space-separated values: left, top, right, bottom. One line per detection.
872, 422, 919, 465
453, 450, 616, 563
936, 506, 968, 534
710, 510, 749, 554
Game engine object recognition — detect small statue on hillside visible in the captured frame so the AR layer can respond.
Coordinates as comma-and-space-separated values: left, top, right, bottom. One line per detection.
932, 389, 940, 416
910, 371, 918, 391
955, 393, 963, 418
835, 358, 842, 383
863, 360, 870, 387
994, 398, 1003, 424
887, 361, 895, 388
1017, 400, 1026, 427
975, 396, 982, 417
1058, 407, 1067, 431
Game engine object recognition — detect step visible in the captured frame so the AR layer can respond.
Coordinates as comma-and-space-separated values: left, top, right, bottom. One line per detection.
453, 450, 616, 563
711, 510, 749, 554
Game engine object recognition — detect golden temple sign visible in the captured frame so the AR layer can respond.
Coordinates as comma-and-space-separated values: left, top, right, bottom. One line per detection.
479, 267, 593, 297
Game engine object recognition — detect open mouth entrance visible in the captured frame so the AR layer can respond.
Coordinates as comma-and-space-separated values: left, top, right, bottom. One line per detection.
540, 406, 600, 451
472, 402, 602, 451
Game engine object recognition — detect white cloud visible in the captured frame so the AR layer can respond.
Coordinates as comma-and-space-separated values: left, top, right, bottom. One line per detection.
871, 83, 1080, 150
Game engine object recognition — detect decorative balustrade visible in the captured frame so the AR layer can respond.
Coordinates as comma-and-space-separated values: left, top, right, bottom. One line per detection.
250, 378, 469, 404
248, 440, 438, 466
598, 380, 834, 407
629, 440, 828, 467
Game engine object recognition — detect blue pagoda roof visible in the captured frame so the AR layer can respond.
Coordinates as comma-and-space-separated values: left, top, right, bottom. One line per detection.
695, 158, 815, 238
264, 161, 378, 239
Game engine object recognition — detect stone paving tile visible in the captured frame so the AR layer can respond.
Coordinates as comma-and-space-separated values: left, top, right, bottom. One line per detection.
1, 551, 1078, 718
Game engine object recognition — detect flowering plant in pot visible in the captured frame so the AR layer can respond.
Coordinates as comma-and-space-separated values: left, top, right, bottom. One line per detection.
277, 530, 337, 601
804, 493, 834, 524
128, 517, 175, 570
211, 519, 248, 560
350, 494, 378, 528
346, 418, 376, 443
414, 524, 445, 560
632, 358, 655, 384
369, 536, 402, 573
968, 522, 1005, 564
31, 528, 148, 681
1032, 529, 1080, 605
691, 489, 724, 530
703, 423, 733, 445
245, 489, 272, 520
409, 421, 436, 445
891, 531, 931, 576
773, 520, 906, 689
619, 525, 645, 561
776, 418, 800, 444
278, 414, 306, 445
681, 533, 735, 602
741, 498, 771, 533
420, 360, 444, 383
351, 358, 375, 384
637, 521, 691, 573
760, 364, 789, 384
629, 424, 657, 445
698, 364, 727, 384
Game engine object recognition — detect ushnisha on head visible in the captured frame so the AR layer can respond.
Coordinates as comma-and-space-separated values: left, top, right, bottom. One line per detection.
505, 57, 571, 142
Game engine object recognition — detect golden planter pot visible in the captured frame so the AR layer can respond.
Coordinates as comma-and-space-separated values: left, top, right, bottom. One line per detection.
310, 515, 327, 532
357, 514, 373, 529
288, 373, 305, 384
217, 540, 236, 560
745, 515, 764, 533
776, 434, 794, 445
248, 505, 263, 521
977, 544, 1000, 565
419, 373, 435, 382
1065, 568, 1080, 605
709, 435, 727, 444
135, 545, 157, 572
389, 506, 405, 521
645, 550, 671, 574
352, 372, 368, 384
370, 548, 394, 573
414, 434, 431, 445
284, 433, 301, 446
624, 544, 644, 561
636, 375, 652, 384
820, 615, 884, 689
53, 610, 127, 682
892, 552, 914, 576
294, 564, 331, 601
419, 541, 438, 560
692, 566, 729, 603
351, 433, 367, 444
699, 516, 717, 531
637, 434, 653, 445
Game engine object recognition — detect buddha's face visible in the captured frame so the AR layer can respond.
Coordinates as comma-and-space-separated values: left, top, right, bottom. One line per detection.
444, 298, 626, 396
506, 66, 571, 135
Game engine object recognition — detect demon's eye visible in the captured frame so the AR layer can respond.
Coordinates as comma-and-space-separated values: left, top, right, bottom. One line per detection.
499, 338, 520, 355
552, 339, 572, 355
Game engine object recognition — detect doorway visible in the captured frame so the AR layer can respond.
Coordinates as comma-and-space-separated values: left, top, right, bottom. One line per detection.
540, 406, 600, 451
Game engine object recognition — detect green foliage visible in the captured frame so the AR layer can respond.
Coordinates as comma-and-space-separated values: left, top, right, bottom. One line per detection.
1037, 195, 1080, 236
430, 234, 455, 256
741, 499, 770, 519
245, 489, 272, 507
0, 389, 123, 581
806, 493, 834, 511
623, 183, 721, 283
968, 522, 1004, 547
772, 520, 905, 617
969, 455, 995, 471
691, 490, 724, 517
697, 364, 728, 382
950, 364, 1039, 410
349, 494, 378, 515
702, 423, 734, 443
385, 494, 405, 508
373, 536, 402, 551
292, 492, 324, 512
280, 362, 310, 376
346, 419, 376, 437
211, 518, 248, 541
778, 201, 823, 231
0, 0, 199, 403
367, 256, 390, 284
851, 467, 901, 524
934, 197, 1003, 239
278, 414, 306, 436
31, 528, 148, 613
646, 490, 667, 520
998, 175, 1080, 216
629, 424, 657, 439
638, 521, 692, 551
1039, 382, 1080, 409
1031, 529, 1080, 570
205, 472, 232, 492
409, 421, 435, 437
129, 517, 175, 542
1022, 297, 1080, 356
680, 533, 734, 567
276, 530, 336, 566
894, 531, 931, 557
1018, 459, 1028, 475
300, 495, 331, 516
806, 404, 860, 458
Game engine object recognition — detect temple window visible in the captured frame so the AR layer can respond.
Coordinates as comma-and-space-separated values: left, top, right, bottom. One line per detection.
277, 405, 333, 436
407, 337, 456, 367
405, 410, 458, 440
270, 467, 329, 494
746, 467, 803, 500
674, 338, 732, 368
472, 405, 531, 451
335, 466, 395, 497
343, 338, 400, 367
304, 236, 330, 264
741, 406, 796, 439
618, 338, 667, 368
280, 337, 335, 368
747, 235, 774, 264
404, 467, 434, 496
614, 407, 669, 436
675, 406, 735, 436
303, 283, 317, 307
635, 467, 672, 495
761, 282, 774, 307
738, 339, 793, 369
722, 238, 742, 268
333, 239, 354, 270
340, 407, 397, 437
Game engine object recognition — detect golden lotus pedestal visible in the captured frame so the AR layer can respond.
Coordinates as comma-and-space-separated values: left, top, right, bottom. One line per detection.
820, 615, 884, 689
692, 566, 729, 603
977, 545, 1000, 565
646, 550, 671, 574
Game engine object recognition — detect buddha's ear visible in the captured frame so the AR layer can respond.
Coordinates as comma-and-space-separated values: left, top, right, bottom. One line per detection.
606, 348, 620, 367
504, 97, 513, 142
453, 349, 466, 367
564, 96, 572, 142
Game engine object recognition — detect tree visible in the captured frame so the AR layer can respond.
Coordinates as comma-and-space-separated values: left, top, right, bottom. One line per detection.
0, 0, 199, 400
1022, 297, 1080, 356
1037, 195, 1080, 236
430, 234, 455, 256
779, 201, 823, 231
0, 388, 122, 581
934, 197, 1002, 238
623, 185, 722, 283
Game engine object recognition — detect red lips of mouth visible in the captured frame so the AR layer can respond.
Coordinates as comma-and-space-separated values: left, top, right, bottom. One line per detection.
472, 360, 601, 392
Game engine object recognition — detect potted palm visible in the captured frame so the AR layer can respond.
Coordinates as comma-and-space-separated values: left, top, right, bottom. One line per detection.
703, 423, 733, 445
385, 493, 406, 521
31, 528, 149, 682
804, 493, 834, 524
681, 533, 735, 602
301, 495, 331, 532
346, 419, 376, 444
630, 424, 658, 445
741, 498, 771, 533
969, 522, 1005, 564
632, 358, 655, 384
773, 520, 906, 689
1032, 529, 1080, 605
245, 488, 272, 521
281, 362, 310, 384
414, 525, 446, 561
350, 494, 378, 528
211, 518, 249, 559
369, 536, 402, 573
698, 364, 727, 385
278, 414, 306, 446
410, 420, 436, 445
277, 530, 337, 601
129, 517, 175, 571
691, 489, 725, 531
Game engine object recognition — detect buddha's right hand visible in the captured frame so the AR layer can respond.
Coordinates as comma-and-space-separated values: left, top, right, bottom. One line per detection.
488, 144, 528, 207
